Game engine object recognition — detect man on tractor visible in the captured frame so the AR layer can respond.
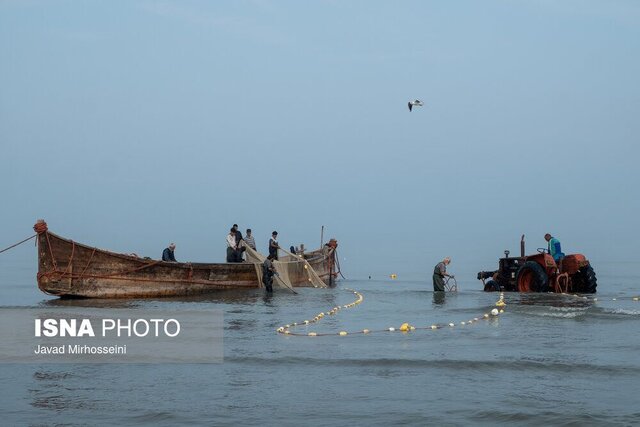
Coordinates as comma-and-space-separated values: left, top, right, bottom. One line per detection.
544, 233, 565, 262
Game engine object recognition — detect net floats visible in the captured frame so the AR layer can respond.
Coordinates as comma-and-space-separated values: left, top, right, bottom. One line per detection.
277, 287, 506, 337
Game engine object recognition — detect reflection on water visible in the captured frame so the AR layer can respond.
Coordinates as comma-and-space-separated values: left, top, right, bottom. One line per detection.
432, 291, 446, 306
514, 293, 594, 309
37, 288, 289, 309
39, 298, 141, 309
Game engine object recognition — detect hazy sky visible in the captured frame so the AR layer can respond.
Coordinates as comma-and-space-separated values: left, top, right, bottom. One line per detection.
1, 1, 639, 280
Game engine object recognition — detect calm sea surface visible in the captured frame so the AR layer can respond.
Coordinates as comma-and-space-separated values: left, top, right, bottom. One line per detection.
1, 254, 639, 426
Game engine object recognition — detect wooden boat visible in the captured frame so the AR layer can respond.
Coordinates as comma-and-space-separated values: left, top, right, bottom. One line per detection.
34, 221, 339, 298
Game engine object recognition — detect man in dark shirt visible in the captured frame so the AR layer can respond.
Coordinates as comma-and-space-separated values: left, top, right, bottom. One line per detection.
233, 224, 243, 244
232, 224, 245, 262
262, 254, 277, 293
162, 243, 177, 262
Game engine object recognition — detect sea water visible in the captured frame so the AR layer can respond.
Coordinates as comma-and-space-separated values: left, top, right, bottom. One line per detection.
1, 254, 639, 426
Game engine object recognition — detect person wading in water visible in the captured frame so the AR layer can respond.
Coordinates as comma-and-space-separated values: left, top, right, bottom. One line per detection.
262, 254, 277, 293
433, 257, 453, 292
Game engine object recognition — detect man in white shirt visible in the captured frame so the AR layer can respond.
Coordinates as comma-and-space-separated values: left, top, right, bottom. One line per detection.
226, 228, 237, 262
269, 231, 279, 260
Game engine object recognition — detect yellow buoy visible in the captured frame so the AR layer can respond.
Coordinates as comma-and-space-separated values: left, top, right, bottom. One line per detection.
399, 323, 410, 332
339, 331, 348, 336
496, 300, 506, 307
431, 325, 438, 330
308, 332, 317, 337
390, 274, 397, 279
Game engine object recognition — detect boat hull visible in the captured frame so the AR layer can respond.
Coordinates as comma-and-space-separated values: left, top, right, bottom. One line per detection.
36, 231, 337, 298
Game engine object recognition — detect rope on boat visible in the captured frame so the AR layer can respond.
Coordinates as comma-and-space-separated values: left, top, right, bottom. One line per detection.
277, 290, 507, 337
36, 228, 170, 284
334, 249, 346, 279
0, 234, 36, 255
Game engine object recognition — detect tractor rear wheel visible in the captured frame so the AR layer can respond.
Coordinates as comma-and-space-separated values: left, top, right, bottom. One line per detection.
573, 265, 597, 293
516, 261, 549, 292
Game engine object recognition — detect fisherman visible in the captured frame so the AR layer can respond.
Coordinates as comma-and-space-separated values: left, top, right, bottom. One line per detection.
544, 233, 565, 262
162, 243, 177, 262
262, 254, 277, 293
269, 231, 279, 260
433, 257, 453, 292
233, 224, 243, 244
244, 228, 256, 250
226, 228, 238, 262
230, 224, 245, 261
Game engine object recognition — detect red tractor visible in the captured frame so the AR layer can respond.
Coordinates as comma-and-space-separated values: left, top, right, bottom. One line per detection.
477, 235, 597, 293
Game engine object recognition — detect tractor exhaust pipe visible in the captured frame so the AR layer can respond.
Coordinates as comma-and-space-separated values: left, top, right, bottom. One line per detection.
521, 234, 525, 257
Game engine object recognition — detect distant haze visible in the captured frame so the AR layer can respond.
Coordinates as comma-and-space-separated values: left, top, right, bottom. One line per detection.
1, 1, 639, 280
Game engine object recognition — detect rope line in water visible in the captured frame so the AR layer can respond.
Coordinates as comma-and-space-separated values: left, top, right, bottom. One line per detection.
276, 288, 364, 336
277, 289, 507, 337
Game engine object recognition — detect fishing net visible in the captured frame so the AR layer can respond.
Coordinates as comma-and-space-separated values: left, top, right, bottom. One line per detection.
242, 242, 327, 290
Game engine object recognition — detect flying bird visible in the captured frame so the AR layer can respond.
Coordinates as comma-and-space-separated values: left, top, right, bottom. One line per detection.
407, 100, 424, 112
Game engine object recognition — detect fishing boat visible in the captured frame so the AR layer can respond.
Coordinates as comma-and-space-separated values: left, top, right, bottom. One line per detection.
34, 220, 339, 298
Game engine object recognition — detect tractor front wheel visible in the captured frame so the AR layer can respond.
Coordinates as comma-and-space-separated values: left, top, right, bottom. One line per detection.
484, 280, 500, 292
516, 261, 549, 292
573, 265, 597, 293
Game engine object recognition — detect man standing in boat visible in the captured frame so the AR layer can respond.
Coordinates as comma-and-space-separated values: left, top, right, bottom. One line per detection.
433, 257, 453, 292
232, 224, 246, 261
244, 229, 256, 250
269, 231, 279, 260
226, 228, 238, 262
162, 243, 177, 262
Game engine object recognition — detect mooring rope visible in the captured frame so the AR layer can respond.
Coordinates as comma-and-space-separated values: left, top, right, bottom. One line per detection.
0, 234, 36, 255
